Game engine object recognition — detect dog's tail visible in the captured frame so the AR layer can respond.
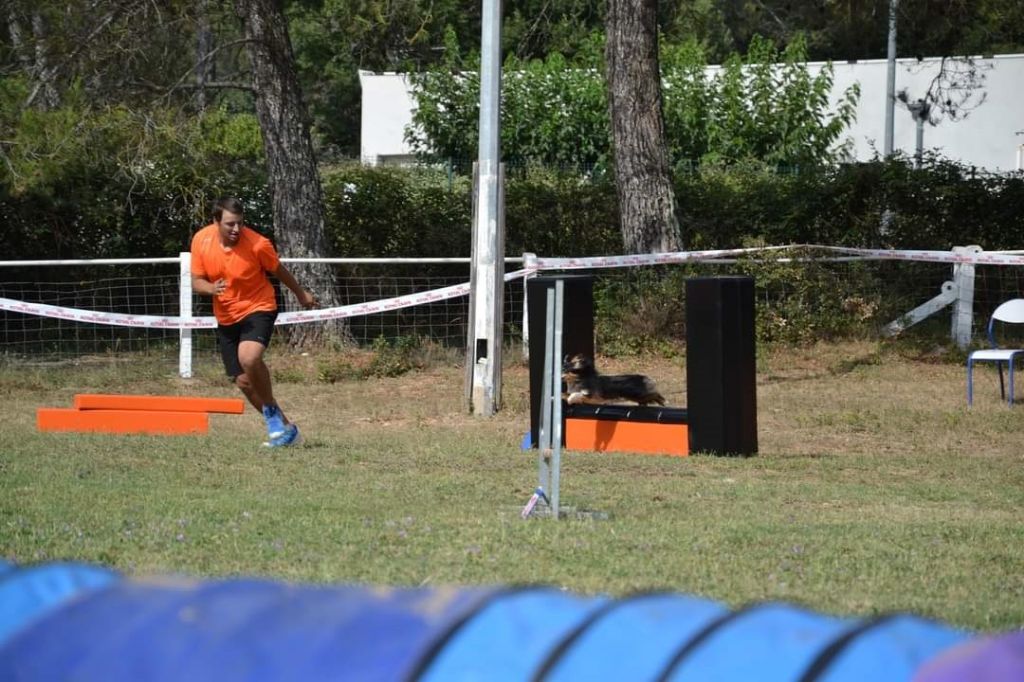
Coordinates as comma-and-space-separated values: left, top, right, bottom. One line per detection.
640, 391, 666, 406
640, 376, 666, 406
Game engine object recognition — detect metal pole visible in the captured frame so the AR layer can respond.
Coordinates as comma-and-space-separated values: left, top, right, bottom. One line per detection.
179, 252, 193, 378
537, 286, 555, 494
469, 0, 504, 416
884, 0, 898, 156
915, 117, 924, 168
550, 279, 564, 519
464, 163, 480, 411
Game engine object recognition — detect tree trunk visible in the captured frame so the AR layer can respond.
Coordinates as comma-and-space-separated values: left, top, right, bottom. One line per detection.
605, 0, 682, 253
234, 0, 349, 347
29, 12, 60, 109
195, 0, 214, 112
8, 4, 61, 110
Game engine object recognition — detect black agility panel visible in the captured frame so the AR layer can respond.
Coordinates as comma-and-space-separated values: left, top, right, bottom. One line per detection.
685, 276, 758, 456
527, 275, 594, 447
564, 403, 687, 424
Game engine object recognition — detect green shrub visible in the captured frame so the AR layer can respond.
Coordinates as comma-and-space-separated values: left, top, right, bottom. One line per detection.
505, 169, 620, 257
0, 101, 267, 261
734, 254, 884, 344
315, 357, 360, 383
593, 268, 687, 356
365, 335, 423, 378
321, 164, 471, 262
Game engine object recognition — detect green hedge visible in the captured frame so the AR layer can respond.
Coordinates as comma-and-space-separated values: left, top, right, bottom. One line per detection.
676, 155, 1024, 251
4, 155, 1022, 263
3, 154, 1023, 350
318, 156, 1024, 258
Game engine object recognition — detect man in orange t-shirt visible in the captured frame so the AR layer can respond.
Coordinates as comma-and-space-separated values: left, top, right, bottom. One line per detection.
191, 197, 316, 447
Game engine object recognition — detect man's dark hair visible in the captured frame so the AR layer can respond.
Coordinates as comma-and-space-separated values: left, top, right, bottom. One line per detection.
212, 197, 245, 222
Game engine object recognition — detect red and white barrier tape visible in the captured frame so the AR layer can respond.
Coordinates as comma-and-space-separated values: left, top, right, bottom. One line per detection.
524, 245, 797, 270
0, 297, 211, 329
0, 268, 533, 329
3, 244, 1023, 329
821, 246, 1024, 266
525, 245, 1024, 270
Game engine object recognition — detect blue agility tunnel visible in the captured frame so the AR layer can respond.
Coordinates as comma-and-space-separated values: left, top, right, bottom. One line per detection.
0, 562, 1018, 681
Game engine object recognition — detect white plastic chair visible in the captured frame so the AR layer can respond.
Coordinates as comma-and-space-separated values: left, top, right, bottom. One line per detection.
967, 298, 1024, 406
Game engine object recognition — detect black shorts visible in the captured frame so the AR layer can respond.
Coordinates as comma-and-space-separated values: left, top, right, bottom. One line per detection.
217, 310, 278, 379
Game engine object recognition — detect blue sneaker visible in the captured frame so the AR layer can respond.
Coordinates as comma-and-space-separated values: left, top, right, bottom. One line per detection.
263, 423, 300, 448
262, 404, 285, 440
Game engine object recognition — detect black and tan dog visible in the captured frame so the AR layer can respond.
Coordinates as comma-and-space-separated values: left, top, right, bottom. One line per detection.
561, 354, 666, 406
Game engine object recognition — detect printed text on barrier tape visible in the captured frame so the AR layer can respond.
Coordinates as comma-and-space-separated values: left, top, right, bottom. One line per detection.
5, 244, 1023, 328
0, 268, 531, 329
528, 245, 1024, 270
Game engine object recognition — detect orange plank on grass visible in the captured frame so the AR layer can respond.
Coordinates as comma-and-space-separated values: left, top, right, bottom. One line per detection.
73, 394, 244, 414
565, 418, 689, 457
37, 408, 208, 435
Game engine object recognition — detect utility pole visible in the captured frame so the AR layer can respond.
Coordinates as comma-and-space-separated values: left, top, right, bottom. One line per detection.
468, 0, 504, 415
884, 0, 898, 156
908, 99, 930, 168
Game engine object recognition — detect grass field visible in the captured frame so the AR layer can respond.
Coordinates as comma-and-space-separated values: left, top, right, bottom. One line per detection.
2, 340, 1022, 633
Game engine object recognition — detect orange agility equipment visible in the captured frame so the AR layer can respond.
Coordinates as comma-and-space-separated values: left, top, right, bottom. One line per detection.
561, 404, 689, 457
37, 408, 209, 435
73, 394, 245, 414
565, 417, 689, 457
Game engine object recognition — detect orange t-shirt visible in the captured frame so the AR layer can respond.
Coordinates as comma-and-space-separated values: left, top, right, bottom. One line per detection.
190, 224, 280, 326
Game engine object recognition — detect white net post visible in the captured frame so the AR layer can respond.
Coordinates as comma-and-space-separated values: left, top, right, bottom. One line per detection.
179, 252, 193, 378
950, 245, 980, 349
521, 253, 536, 361
468, 162, 505, 416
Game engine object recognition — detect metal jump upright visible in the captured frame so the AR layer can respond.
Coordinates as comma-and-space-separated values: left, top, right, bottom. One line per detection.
533, 279, 564, 519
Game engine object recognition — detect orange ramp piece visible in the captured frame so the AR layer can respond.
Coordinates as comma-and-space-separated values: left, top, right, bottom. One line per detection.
73, 394, 244, 414
37, 408, 209, 435
565, 418, 689, 457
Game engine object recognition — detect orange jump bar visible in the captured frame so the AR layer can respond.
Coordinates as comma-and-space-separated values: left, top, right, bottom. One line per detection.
37, 408, 209, 435
565, 418, 689, 457
73, 394, 244, 414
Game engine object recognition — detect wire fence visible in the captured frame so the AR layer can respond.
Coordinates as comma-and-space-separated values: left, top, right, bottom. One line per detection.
2, 249, 1023, 369
0, 263, 526, 365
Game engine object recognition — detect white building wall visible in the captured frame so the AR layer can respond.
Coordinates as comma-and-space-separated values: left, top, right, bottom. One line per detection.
358, 71, 418, 166
824, 54, 1024, 171
360, 55, 1024, 171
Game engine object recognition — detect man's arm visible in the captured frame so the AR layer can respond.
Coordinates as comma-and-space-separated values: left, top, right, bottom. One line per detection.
273, 264, 316, 308
192, 275, 226, 297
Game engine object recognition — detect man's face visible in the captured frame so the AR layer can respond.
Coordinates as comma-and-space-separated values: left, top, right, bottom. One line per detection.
217, 210, 243, 246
